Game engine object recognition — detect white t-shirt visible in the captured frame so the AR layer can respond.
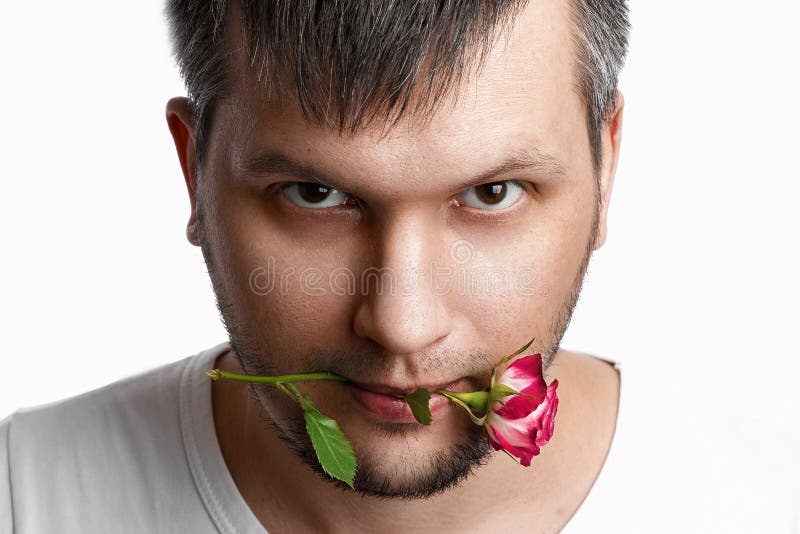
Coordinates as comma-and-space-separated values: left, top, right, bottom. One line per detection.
1, 342, 798, 533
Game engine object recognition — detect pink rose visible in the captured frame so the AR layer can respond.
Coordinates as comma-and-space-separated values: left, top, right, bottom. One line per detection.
485, 353, 559, 467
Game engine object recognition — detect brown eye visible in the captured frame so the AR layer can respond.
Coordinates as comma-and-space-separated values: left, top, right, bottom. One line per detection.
458, 180, 524, 211
281, 182, 351, 208
475, 182, 508, 205
298, 183, 332, 203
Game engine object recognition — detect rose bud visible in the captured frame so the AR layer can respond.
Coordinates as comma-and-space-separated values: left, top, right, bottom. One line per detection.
485, 353, 559, 467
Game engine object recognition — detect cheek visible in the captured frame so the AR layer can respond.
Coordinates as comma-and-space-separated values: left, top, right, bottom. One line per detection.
530, 185, 597, 324
209, 190, 362, 356
450, 188, 596, 339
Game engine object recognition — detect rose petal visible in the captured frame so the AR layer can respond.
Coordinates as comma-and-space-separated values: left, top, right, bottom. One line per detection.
486, 428, 504, 452
499, 354, 547, 401
485, 377, 559, 467
487, 406, 544, 453
486, 422, 540, 467
493, 391, 542, 419
534, 381, 559, 447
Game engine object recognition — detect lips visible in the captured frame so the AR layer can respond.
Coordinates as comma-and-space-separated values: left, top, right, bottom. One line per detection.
346, 378, 469, 423
350, 379, 461, 396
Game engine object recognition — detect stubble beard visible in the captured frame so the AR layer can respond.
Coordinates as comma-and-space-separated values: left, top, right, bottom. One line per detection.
195, 192, 598, 499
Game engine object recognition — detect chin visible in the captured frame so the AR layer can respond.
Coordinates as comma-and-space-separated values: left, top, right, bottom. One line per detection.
348, 420, 494, 499
274, 401, 494, 499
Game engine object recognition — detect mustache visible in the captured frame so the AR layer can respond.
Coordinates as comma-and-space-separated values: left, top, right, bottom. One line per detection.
232, 337, 498, 384
305, 345, 497, 384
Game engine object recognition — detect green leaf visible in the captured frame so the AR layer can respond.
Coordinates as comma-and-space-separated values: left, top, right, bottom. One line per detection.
303, 407, 357, 489
401, 388, 433, 425
278, 382, 357, 489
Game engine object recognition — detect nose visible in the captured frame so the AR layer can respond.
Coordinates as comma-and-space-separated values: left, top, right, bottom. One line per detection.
352, 213, 453, 356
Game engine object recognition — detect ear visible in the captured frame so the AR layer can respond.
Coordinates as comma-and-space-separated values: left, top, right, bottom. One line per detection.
593, 90, 624, 250
166, 97, 201, 247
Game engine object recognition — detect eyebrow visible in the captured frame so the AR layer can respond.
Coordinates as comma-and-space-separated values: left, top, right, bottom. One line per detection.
459, 147, 568, 190
236, 145, 567, 192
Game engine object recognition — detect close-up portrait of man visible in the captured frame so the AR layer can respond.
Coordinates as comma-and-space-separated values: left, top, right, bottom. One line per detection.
1, 1, 798, 533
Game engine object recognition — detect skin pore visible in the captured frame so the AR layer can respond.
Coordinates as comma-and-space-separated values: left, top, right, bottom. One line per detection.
166, 0, 623, 532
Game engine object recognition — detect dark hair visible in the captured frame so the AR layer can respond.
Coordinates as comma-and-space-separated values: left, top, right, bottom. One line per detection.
165, 0, 629, 174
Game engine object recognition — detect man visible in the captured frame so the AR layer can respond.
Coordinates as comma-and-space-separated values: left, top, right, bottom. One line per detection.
0, 0, 628, 532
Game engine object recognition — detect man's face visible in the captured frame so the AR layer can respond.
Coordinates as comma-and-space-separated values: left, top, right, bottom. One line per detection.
186, 0, 613, 498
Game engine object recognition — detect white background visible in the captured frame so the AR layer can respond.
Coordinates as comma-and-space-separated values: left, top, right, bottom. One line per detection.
1, 1, 799, 527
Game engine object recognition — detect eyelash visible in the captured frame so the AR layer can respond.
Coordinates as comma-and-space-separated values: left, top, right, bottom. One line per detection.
274, 179, 532, 214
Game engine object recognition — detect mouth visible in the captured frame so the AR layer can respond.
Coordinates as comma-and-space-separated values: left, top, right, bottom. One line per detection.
345, 378, 468, 424
349, 379, 463, 396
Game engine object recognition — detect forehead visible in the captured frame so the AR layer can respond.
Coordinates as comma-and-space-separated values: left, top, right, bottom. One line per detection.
215, 0, 588, 191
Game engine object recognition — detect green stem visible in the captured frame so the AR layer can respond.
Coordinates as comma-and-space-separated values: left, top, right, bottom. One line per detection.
435, 389, 488, 426
275, 382, 299, 400
435, 389, 490, 412
205, 369, 348, 385
274, 382, 313, 411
